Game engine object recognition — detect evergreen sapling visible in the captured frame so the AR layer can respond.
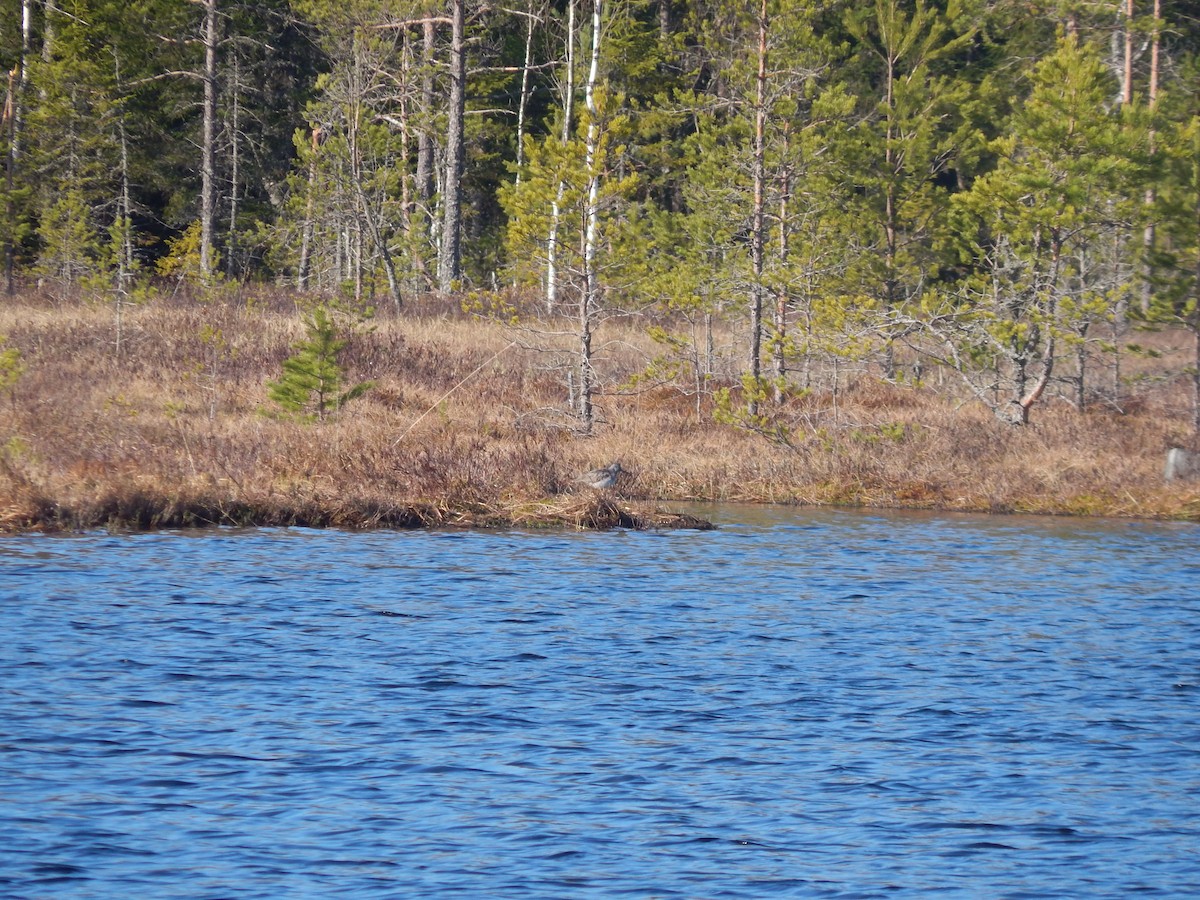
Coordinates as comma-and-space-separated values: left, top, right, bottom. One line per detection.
268, 306, 373, 421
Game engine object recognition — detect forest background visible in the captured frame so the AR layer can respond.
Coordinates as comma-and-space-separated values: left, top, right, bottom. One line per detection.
2, 0, 1200, 529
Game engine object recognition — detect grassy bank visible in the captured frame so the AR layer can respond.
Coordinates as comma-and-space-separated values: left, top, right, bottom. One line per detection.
1, 287, 1198, 533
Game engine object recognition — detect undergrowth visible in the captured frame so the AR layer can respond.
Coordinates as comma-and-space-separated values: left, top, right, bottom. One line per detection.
0, 286, 1197, 532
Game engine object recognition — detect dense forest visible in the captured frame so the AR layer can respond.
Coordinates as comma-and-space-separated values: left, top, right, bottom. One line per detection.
3, 0, 1200, 435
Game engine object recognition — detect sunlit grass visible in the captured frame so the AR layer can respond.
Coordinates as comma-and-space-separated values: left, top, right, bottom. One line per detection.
0, 284, 1197, 531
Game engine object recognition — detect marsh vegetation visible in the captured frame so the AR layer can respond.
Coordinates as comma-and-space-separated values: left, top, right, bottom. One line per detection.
0, 286, 1196, 532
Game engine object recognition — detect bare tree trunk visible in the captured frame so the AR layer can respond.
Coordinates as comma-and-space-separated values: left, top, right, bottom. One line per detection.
118, 125, 133, 286
514, 5, 537, 186
1193, 108, 1200, 435
416, 20, 436, 220
390, 29, 431, 290
398, 29, 414, 247
578, 0, 602, 432
41, 1, 53, 70
297, 126, 319, 290
882, 44, 899, 379
747, 0, 767, 417
334, 221, 343, 282
18, 0, 30, 137
347, 40, 364, 305
4, 68, 17, 296
546, 0, 576, 313
438, 0, 465, 292
353, 217, 363, 303
345, 32, 403, 310
5, 0, 33, 294
1074, 327, 1088, 411
1014, 240, 1063, 425
705, 310, 714, 401
200, 0, 218, 280
772, 128, 790, 404
351, 175, 404, 309
1141, 0, 1161, 313
226, 51, 241, 279
1123, 0, 1134, 107
113, 54, 134, 289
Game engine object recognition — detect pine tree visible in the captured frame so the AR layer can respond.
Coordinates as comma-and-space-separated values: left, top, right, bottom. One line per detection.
268, 306, 373, 421
930, 37, 1150, 424
841, 0, 979, 379
25, 0, 120, 289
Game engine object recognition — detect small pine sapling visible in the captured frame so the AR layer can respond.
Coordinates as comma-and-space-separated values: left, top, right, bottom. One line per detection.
0, 336, 24, 408
268, 306, 373, 421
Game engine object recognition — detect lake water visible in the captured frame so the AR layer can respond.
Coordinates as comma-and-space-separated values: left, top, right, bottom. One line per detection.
1, 506, 1198, 899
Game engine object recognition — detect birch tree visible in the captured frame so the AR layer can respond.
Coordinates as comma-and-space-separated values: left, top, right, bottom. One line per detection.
199, 0, 218, 279
437, 0, 465, 290
502, 0, 636, 431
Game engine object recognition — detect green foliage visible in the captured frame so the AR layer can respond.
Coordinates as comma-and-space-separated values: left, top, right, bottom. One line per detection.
922, 36, 1154, 423
959, 39, 1147, 249
157, 221, 219, 282
1, 435, 33, 464
713, 375, 794, 448
462, 290, 519, 326
1142, 53, 1200, 329
0, 178, 35, 273
23, 0, 122, 287
840, 0, 982, 320
35, 189, 101, 288
622, 324, 697, 394
0, 337, 25, 400
267, 306, 373, 422
5, 0, 1200, 433
501, 89, 639, 294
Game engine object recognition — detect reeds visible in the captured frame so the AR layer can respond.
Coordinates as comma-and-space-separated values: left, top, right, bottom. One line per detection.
1, 286, 1197, 533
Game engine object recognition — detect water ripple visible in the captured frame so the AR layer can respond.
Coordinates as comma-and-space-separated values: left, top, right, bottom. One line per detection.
1, 508, 1199, 898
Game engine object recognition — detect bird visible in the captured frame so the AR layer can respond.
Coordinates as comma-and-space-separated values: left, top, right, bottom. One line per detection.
577, 461, 624, 490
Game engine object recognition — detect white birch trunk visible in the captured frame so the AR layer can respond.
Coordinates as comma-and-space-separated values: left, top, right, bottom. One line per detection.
200, 0, 218, 280
578, 0, 602, 431
1141, 0, 1161, 313
546, 0, 575, 313
514, 6, 536, 186
747, 0, 767, 416
438, 0, 466, 291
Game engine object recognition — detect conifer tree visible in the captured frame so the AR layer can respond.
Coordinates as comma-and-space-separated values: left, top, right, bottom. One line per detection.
842, 0, 979, 378
268, 306, 373, 421
1144, 52, 1200, 434
665, 0, 853, 424
928, 37, 1150, 424
24, 0, 122, 289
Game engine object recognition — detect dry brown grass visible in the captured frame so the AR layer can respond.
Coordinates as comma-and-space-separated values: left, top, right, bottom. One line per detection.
0, 286, 1197, 532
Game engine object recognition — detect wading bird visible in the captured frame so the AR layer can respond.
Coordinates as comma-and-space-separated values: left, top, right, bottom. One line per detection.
577, 462, 624, 490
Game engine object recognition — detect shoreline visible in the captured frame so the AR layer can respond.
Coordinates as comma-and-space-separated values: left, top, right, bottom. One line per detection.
4, 484, 1197, 536
2, 290, 1199, 533
0, 481, 718, 534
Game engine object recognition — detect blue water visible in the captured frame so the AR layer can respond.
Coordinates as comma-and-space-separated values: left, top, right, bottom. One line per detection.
1, 506, 1199, 898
